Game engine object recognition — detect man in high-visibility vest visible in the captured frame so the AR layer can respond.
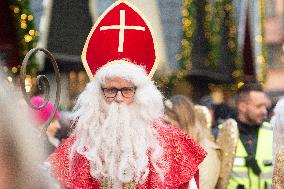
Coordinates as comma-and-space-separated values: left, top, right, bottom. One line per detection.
228, 83, 273, 189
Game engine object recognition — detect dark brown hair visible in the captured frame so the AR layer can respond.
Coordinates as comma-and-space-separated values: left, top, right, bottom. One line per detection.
236, 83, 263, 104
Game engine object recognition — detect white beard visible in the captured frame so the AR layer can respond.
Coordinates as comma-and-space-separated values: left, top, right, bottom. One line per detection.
71, 102, 162, 186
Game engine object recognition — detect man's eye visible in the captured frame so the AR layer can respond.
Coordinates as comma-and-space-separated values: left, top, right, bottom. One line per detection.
122, 88, 134, 93
106, 88, 117, 93
123, 88, 132, 92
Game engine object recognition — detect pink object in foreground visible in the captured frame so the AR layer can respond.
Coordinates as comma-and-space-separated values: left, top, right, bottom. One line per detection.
30, 96, 60, 125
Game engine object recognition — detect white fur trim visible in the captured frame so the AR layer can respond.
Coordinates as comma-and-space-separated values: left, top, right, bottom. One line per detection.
95, 60, 149, 87
189, 177, 198, 189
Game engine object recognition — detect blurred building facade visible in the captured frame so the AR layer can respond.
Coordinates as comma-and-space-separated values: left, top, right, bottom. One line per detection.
26, 0, 284, 109
0, 0, 38, 86
0, 0, 20, 69
264, 0, 284, 96
29, 0, 171, 109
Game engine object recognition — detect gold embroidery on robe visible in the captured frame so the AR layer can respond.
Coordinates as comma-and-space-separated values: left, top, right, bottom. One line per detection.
272, 146, 284, 189
100, 178, 113, 189
123, 182, 136, 189
100, 179, 136, 189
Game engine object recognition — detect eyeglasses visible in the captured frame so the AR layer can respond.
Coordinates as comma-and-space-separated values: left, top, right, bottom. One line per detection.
101, 87, 137, 98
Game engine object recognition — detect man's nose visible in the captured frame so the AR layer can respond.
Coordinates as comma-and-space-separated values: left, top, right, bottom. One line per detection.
114, 91, 124, 103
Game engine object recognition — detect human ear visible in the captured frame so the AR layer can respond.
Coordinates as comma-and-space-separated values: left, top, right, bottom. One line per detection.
238, 101, 247, 113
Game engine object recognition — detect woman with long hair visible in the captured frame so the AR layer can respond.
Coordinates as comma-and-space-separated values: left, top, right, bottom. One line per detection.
164, 95, 220, 189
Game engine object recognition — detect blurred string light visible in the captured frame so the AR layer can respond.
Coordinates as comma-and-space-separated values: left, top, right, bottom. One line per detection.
4, 0, 39, 80
203, 0, 242, 88
155, 0, 244, 92
257, 0, 267, 84
154, 0, 197, 88
7, 76, 13, 83
24, 75, 32, 93
178, 0, 196, 73
204, 0, 267, 88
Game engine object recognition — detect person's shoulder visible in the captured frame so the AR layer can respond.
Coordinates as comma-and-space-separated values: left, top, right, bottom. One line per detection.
57, 134, 76, 148
262, 121, 272, 130
152, 119, 188, 138
48, 135, 76, 164
152, 118, 207, 161
152, 119, 207, 187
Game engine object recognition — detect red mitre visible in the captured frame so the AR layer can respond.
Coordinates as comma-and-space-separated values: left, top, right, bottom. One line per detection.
81, 0, 158, 79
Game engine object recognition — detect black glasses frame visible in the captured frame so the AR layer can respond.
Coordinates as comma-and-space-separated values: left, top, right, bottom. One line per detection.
101, 87, 137, 98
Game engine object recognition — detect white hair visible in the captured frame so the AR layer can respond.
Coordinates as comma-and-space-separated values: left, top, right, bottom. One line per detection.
271, 98, 284, 163
70, 60, 164, 185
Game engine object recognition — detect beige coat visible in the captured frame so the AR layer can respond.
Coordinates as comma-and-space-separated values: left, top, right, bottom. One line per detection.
199, 139, 221, 189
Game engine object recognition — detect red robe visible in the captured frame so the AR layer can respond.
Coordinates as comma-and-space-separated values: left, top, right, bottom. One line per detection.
48, 120, 206, 188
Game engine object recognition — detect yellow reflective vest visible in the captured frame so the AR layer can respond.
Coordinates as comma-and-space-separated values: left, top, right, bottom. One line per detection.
228, 123, 273, 189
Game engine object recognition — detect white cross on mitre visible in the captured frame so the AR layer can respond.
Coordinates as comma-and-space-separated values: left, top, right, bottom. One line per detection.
100, 10, 145, 52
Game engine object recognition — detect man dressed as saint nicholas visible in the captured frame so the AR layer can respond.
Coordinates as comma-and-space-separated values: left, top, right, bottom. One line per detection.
48, 1, 207, 188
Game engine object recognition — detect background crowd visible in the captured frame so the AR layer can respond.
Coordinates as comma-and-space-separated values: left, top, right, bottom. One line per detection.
1, 64, 283, 188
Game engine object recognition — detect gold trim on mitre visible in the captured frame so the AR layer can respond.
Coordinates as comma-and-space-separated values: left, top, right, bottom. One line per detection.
81, 0, 159, 80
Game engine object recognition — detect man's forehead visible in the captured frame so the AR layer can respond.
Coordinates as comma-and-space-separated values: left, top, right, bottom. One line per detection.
104, 77, 134, 86
249, 90, 266, 98
248, 91, 267, 103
